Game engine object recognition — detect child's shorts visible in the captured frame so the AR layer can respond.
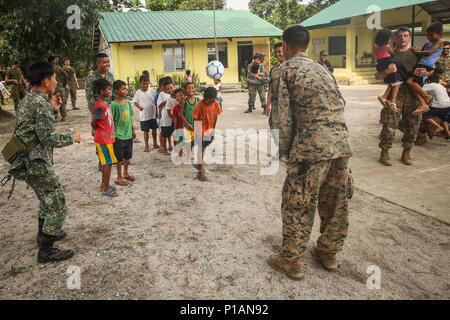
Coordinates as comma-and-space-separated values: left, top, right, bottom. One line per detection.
140, 119, 157, 132
113, 138, 133, 163
423, 107, 450, 122
161, 124, 174, 138
217, 97, 223, 104
202, 135, 214, 148
95, 143, 117, 165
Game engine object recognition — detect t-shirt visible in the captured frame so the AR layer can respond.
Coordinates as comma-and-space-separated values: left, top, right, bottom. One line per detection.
6, 68, 22, 85
133, 88, 156, 121
160, 96, 176, 127
418, 41, 443, 69
172, 105, 184, 130
93, 101, 115, 145
192, 99, 222, 136
393, 49, 419, 72
422, 83, 450, 109
111, 99, 134, 140
214, 83, 222, 98
373, 45, 391, 61
186, 75, 192, 83
184, 97, 198, 128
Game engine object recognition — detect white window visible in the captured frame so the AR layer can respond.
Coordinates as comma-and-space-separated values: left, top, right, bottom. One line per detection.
207, 42, 228, 68
163, 44, 185, 72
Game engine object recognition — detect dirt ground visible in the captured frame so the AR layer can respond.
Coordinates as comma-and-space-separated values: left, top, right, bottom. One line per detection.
0, 88, 449, 300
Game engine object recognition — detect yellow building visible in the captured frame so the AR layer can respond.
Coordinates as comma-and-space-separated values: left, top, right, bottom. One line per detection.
94, 11, 282, 85
301, 0, 450, 84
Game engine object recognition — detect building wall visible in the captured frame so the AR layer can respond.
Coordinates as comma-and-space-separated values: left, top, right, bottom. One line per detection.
110, 37, 270, 85
306, 5, 446, 71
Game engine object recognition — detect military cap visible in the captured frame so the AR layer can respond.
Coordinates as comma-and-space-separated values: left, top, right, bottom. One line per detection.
254, 53, 266, 60
319, 50, 328, 56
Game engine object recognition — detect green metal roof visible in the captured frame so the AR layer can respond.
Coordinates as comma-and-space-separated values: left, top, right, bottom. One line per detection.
301, 0, 436, 29
99, 10, 282, 43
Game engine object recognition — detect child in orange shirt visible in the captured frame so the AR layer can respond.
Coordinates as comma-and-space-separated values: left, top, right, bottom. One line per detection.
192, 87, 222, 181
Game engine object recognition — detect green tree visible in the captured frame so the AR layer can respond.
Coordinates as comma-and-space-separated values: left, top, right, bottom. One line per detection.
178, 0, 225, 10
248, 0, 276, 20
0, 0, 111, 73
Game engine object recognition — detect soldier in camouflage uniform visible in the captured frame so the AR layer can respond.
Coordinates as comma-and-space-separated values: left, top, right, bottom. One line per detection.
436, 41, 450, 84
268, 26, 353, 280
375, 28, 433, 166
5, 61, 27, 112
48, 56, 69, 121
244, 53, 267, 114
63, 58, 79, 110
85, 53, 115, 129
8, 61, 81, 263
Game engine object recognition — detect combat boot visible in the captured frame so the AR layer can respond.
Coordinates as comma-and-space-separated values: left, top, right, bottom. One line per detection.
37, 234, 74, 264
379, 149, 392, 166
37, 218, 67, 248
401, 148, 412, 165
267, 254, 304, 280
311, 246, 338, 271
244, 108, 252, 113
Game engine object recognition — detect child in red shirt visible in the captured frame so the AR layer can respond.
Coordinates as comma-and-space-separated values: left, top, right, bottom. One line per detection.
91, 78, 118, 197
192, 87, 222, 181
172, 88, 186, 148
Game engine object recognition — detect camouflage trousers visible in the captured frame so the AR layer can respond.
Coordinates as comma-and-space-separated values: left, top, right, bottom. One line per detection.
25, 162, 68, 236
248, 84, 266, 109
65, 83, 77, 108
11, 85, 26, 111
281, 157, 351, 262
55, 87, 67, 118
378, 87, 421, 150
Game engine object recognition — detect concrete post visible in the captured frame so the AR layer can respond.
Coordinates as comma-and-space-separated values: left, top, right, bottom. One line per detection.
346, 21, 357, 72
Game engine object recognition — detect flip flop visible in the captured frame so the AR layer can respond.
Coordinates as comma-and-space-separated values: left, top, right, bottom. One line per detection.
196, 173, 208, 181
115, 179, 128, 186
104, 186, 119, 197
124, 175, 135, 182
192, 163, 201, 170
377, 96, 389, 109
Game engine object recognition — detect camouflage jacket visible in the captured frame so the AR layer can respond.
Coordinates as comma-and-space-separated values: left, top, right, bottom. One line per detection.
63, 66, 76, 85
55, 65, 68, 88
269, 52, 353, 163
247, 61, 266, 85
13, 89, 73, 167
436, 54, 450, 82
85, 69, 115, 114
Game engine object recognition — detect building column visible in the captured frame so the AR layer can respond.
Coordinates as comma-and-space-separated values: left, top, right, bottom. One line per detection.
346, 21, 356, 72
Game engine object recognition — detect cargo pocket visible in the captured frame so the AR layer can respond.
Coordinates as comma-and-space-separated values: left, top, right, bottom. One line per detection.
346, 168, 354, 200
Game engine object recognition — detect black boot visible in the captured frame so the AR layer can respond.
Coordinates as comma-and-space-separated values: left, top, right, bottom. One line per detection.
37, 218, 67, 248
244, 108, 252, 113
37, 234, 75, 264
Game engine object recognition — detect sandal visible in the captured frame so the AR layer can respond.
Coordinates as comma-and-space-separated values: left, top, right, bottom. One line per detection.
387, 101, 398, 112
196, 172, 208, 181
104, 186, 119, 197
377, 96, 389, 109
192, 163, 201, 170
115, 179, 128, 186
124, 175, 135, 182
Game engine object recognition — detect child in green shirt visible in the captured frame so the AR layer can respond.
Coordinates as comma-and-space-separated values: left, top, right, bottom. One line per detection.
111, 80, 136, 186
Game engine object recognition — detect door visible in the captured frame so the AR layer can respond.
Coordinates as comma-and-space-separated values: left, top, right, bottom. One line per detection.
237, 41, 253, 82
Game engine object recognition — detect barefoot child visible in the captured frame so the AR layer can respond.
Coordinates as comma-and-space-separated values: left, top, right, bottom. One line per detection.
213, 78, 223, 111
111, 80, 136, 186
172, 88, 186, 156
91, 78, 118, 197
192, 87, 222, 181
375, 28, 432, 113
157, 77, 175, 155
133, 75, 158, 152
